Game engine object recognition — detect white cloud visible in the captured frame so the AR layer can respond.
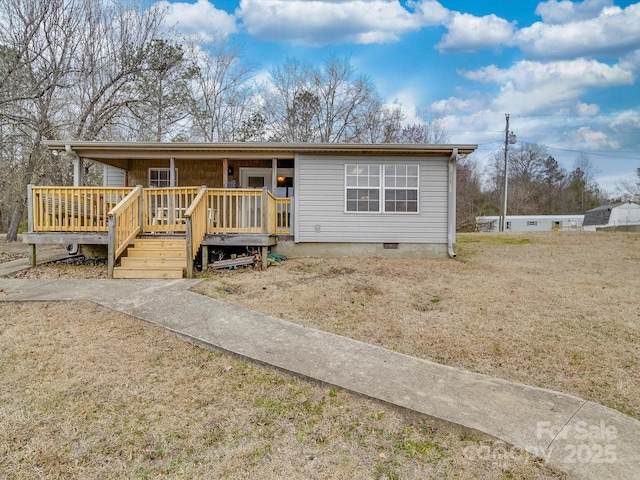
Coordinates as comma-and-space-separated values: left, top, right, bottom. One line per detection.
568, 126, 620, 150
237, 0, 423, 45
158, 0, 237, 41
576, 102, 600, 116
461, 59, 633, 114
430, 96, 486, 115
518, 3, 640, 59
410, 0, 451, 25
436, 12, 516, 52
534, 0, 613, 24
462, 58, 633, 87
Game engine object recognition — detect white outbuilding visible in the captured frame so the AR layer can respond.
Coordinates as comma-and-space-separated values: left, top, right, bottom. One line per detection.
475, 215, 584, 233
582, 202, 640, 231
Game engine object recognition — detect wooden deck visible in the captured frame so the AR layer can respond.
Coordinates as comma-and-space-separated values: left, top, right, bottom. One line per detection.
26, 185, 291, 278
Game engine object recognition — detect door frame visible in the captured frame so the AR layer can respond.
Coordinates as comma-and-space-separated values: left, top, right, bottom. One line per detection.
239, 168, 273, 191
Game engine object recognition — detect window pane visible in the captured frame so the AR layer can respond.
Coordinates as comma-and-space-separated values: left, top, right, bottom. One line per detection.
407, 165, 418, 176
370, 200, 379, 211
346, 176, 357, 186
396, 177, 406, 187
347, 190, 357, 200
370, 176, 380, 187
347, 200, 357, 211
407, 177, 418, 188
397, 165, 406, 176
385, 165, 394, 175
407, 201, 418, 212
407, 190, 417, 201
370, 189, 379, 200
385, 201, 395, 212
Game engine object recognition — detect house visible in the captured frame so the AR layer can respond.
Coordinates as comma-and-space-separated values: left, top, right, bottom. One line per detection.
24, 141, 477, 278
475, 215, 584, 233
582, 202, 640, 231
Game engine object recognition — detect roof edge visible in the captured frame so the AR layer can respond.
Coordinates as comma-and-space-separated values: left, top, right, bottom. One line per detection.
43, 140, 478, 156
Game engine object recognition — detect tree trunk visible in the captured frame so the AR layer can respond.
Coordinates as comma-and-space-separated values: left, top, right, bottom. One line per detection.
6, 194, 26, 241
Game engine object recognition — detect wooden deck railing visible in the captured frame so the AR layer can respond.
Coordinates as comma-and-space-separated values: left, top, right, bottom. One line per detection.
276, 198, 291, 234
28, 185, 291, 237
184, 186, 208, 278
107, 186, 143, 278
143, 187, 200, 233
29, 186, 133, 232
207, 188, 268, 234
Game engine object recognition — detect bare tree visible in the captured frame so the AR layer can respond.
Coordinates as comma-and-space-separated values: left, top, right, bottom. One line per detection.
456, 155, 486, 231
312, 55, 379, 142
63, 0, 167, 142
0, 0, 172, 240
616, 168, 640, 202
188, 36, 258, 142
262, 58, 313, 141
1, 0, 82, 241
263, 55, 384, 143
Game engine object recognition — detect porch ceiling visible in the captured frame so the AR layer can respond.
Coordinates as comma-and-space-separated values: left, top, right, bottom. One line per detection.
43, 141, 478, 162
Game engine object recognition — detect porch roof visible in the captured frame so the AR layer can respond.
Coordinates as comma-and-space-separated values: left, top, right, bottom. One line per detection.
43, 141, 477, 162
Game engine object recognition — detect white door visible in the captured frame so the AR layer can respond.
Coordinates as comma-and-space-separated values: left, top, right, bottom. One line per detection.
239, 168, 273, 228
240, 168, 273, 191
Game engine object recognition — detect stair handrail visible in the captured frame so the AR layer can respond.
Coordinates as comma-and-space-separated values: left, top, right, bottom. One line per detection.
107, 185, 143, 279
183, 185, 208, 278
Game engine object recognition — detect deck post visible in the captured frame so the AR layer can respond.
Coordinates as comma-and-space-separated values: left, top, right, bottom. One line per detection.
27, 184, 34, 233
28, 244, 37, 266
261, 245, 268, 269
27, 184, 36, 265
202, 245, 208, 270
107, 215, 115, 279
137, 185, 144, 233
262, 187, 268, 234
186, 217, 193, 278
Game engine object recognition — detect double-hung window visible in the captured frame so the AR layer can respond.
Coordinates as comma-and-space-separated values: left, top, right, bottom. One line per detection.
346, 164, 419, 213
384, 165, 418, 212
345, 164, 380, 212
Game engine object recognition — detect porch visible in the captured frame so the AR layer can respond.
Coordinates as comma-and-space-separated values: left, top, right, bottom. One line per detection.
24, 185, 292, 278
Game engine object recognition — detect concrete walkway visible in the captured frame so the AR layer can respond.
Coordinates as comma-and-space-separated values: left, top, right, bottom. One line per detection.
0, 277, 638, 479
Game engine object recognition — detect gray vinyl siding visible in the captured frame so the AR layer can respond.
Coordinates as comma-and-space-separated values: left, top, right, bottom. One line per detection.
296, 155, 448, 243
103, 165, 126, 187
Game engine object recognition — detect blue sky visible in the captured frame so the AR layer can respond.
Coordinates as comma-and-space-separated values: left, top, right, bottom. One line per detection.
158, 0, 640, 193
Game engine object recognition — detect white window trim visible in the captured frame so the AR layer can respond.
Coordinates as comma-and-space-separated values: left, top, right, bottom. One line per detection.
382, 164, 420, 214
344, 164, 381, 214
344, 163, 420, 214
148, 167, 178, 187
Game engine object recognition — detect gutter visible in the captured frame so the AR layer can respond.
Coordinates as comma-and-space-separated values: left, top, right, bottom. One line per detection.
448, 148, 458, 258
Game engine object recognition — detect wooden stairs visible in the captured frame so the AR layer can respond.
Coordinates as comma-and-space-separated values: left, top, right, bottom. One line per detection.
113, 236, 187, 279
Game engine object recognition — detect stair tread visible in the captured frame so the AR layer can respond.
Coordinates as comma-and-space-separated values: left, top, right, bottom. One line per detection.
114, 236, 188, 279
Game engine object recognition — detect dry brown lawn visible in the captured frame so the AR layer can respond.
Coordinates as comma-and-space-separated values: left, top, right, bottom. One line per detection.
1, 231, 638, 478
0, 301, 562, 479
193, 232, 640, 420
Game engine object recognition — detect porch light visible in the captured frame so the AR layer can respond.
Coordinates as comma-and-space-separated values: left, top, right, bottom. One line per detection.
277, 176, 286, 183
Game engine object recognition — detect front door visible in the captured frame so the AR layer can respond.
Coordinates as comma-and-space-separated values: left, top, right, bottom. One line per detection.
240, 168, 273, 191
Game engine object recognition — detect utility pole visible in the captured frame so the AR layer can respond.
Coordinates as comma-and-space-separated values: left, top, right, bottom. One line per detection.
500, 114, 516, 232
